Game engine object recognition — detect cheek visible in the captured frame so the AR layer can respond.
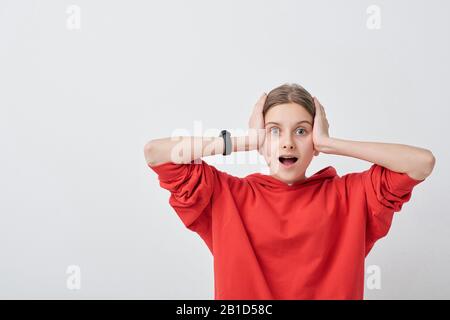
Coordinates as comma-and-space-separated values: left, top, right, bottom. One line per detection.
265, 144, 275, 161
265, 136, 280, 153
261, 142, 276, 164
299, 136, 314, 149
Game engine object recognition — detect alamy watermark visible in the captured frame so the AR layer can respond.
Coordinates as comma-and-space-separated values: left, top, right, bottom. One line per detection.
66, 265, 81, 290
66, 5, 81, 30
366, 5, 381, 30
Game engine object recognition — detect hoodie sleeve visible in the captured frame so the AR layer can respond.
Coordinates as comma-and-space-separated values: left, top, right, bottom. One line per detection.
341, 164, 425, 256
147, 158, 220, 239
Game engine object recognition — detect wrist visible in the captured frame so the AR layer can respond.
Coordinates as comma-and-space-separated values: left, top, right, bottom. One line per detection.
231, 136, 258, 152
316, 137, 334, 154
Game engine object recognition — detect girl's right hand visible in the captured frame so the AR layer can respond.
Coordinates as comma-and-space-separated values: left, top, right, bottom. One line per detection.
248, 93, 267, 155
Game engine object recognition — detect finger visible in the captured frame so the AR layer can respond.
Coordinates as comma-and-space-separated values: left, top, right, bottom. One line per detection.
313, 98, 322, 116
318, 101, 324, 111
259, 92, 267, 104
313, 96, 320, 108
254, 93, 267, 109
316, 98, 325, 113
315, 97, 324, 110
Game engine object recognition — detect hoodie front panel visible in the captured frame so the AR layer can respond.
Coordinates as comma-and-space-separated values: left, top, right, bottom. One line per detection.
148, 159, 424, 300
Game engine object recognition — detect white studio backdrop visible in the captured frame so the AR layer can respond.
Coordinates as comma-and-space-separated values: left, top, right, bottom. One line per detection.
0, 0, 449, 299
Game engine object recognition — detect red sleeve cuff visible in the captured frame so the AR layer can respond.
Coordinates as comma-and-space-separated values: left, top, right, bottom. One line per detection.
387, 168, 425, 192
147, 159, 203, 182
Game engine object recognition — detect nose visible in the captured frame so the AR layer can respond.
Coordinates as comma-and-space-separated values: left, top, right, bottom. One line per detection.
282, 144, 295, 151
281, 138, 295, 151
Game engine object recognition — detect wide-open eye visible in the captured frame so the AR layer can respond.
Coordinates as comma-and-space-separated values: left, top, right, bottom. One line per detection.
295, 128, 306, 135
269, 127, 280, 135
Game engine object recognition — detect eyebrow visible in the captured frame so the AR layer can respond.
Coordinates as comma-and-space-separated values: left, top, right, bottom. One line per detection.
265, 120, 312, 127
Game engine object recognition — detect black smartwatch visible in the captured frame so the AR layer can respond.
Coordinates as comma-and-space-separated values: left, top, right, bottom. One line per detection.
219, 130, 232, 156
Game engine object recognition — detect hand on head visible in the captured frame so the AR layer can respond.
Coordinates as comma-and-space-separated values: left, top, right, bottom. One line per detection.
248, 93, 268, 155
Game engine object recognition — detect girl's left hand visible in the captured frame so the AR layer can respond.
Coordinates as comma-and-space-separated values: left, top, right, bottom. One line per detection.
312, 96, 330, 153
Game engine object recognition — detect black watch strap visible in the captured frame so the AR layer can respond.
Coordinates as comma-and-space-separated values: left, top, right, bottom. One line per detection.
219, 130, 232, 156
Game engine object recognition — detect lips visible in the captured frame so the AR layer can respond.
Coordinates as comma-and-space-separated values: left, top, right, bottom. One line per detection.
278, 156, 298, 167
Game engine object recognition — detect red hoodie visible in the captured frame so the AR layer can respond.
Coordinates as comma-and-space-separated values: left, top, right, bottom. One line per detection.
148, 159, 425, 299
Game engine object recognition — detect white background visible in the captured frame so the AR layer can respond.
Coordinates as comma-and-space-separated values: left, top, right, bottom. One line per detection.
0, 0, 449, 299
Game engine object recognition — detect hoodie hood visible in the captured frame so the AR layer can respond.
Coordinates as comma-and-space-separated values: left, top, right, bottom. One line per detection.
245, 166, 338, 190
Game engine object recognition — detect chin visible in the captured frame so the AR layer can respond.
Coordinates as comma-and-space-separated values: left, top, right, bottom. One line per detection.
270, 159, 302, 173
270, 165, 304, 179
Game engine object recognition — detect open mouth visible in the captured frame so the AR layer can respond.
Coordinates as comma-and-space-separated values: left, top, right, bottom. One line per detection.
278, 156, 298, 167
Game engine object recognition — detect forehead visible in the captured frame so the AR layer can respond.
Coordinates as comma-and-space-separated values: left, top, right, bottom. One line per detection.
265, 102, 312, 126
